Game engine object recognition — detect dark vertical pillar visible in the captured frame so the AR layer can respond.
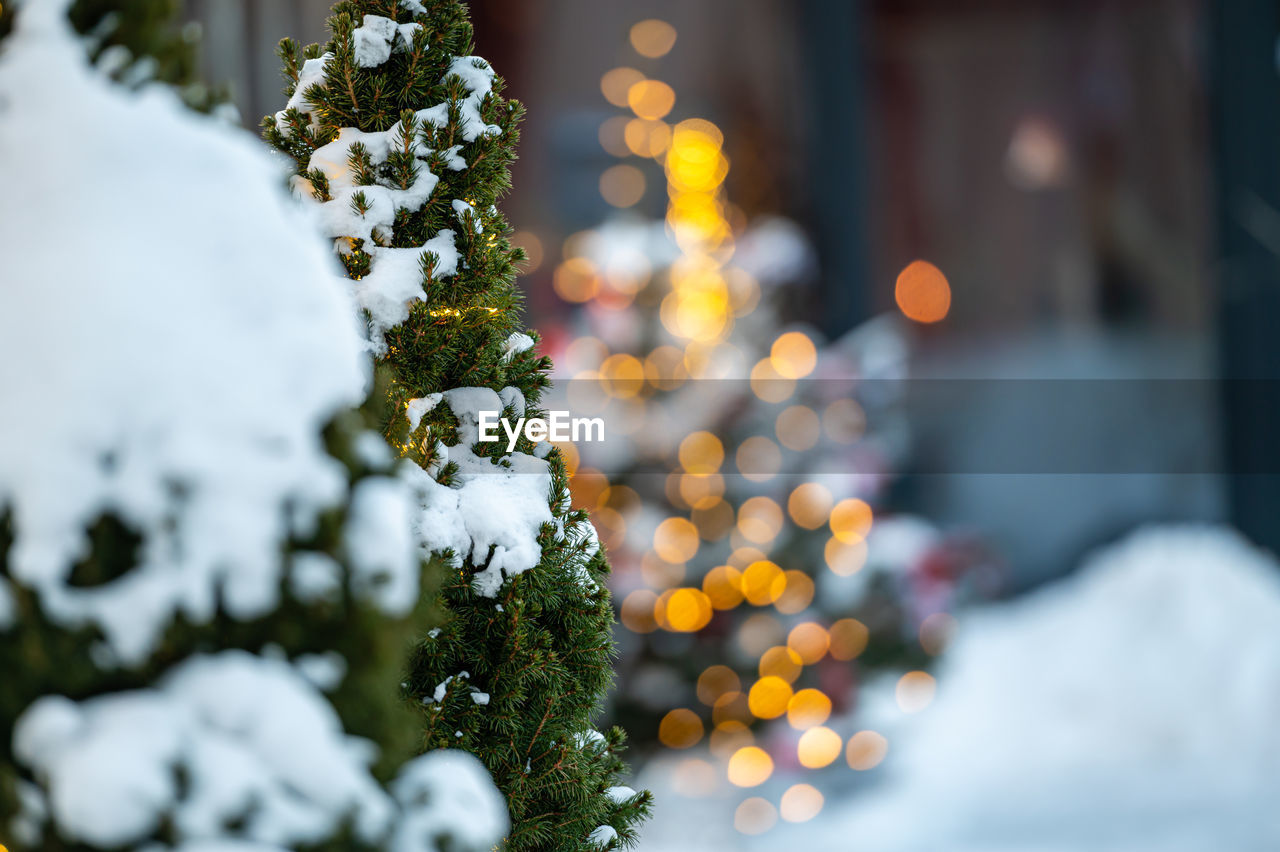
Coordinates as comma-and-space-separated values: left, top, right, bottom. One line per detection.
799, 0, 871, 339
1211, 0, 1280, 551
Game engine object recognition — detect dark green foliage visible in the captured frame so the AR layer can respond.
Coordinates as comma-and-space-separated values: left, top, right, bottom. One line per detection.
264, 3, 652, 849
0, 396, 438, 851
0, 0, 224, 110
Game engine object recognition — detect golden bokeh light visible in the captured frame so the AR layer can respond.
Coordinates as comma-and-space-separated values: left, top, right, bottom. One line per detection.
629, 18, 678, 58
728, 545, 769, 570
747, 676, 793, 719
691, 498, 735, 541
786, 688, 832, 730
620, 589, 659, 634
600, 66, 645, 107
773, 570, 815, 614
708, 720, 754, 758
679, 431, 725, 474
787, 622, 830, 664
733, 797, 777, 835
591, 506, 626, 552
510, 230, 544, 273
737, 435, 783, 483
671, 758, 718, 797
920, 612, 958, 656
597, 115, 631, 157
895, 670, 937, 713
830, 498, 874, 543
758, 645, 803, 683
696, 665, 742, 706
554, 440, 579, 476
824, 536, 868, 576
797, 726, 842, 769
644, 345, 688, 390
711, 690, 752, 726
569, 467, 609, 511
725, 267, 761, 316
640, 550, 686, 588
770, 331, 818, 379
829, 618, 869, 661
895, 259, 951, 324
679, 472, 724, 510
788, 482, 834, 530
600, 164, 646, 208
665, 587, 713, 632
823, 397, 866, 444
627, 79, 676, 120
658, 708, 705, 749
702, 564, 745, 610
846, 730, 889, 770
740, 560, 786, 606
776, 404, 821, 451
624, 118, 671, 158
553, 257, 600, 303
736, 612, 784, 658
654, 516, 700, 563
749, 357, 796, 404
737, 498, 784, 546
599, 352, 645, 398
727, 746, 774, 787
780, 784, 824, 823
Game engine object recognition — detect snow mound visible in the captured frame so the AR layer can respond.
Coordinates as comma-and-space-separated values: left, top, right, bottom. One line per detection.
807, 526, 1280, 851
0, 0, 411, 664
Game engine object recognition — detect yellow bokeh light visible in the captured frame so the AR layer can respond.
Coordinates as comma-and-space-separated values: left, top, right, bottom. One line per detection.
712, 690, 752, 726
727, 746, 774, 787
629, 18, 677, 58
736, 435, 782, 483
740, 560, 785, 606
702, 564, 744, 610
728, 546, 768, 570
697, 665, 741, 706
770, 331, 818, 379
788, 482, 834, 530
569, 467, 609, 511
829, 618, 869, 661
510, 230, 544, 273
599, 352, 645, 398
758, 645, 803, 683
774, 570, 814, 615
780, 784, 825, 823
627, 79, 676, 120
733, 796, 777, 835
624, 118, 671, 159
776, 404, 821, 452
665, 587, 713, 632
708, 719, 754, 758
599, 163, 646, 208
750, 357, 796, 403
658, 708, 705, 749
824, 536, 868, 576
747, 676, 793, 719
846, 730, 889, 770
673, 118, 724, 148
895, 671, 937, 713
787, 622, 830, 664
738, 498, 784, 546
620, 589, 658, 634
787, 688, 832, 730
895, 259, 951, 324
553, 257, 600, 303
797, 726, 842, 769
654, 516, 700, 563
679, 431, 725, 474
736, 613, 783, 657
725, 267, 761, 316
830, 498, 874, 543
600, 66, 645, 107
680, 472, 724, 510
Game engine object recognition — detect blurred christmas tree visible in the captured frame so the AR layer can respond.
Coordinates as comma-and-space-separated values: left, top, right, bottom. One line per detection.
0, 3, 502, 850
263, 2, 651, 849
536, 19, 997, 801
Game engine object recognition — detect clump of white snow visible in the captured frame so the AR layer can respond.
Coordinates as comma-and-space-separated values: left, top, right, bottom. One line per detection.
801, 526, 1280, 851
0, 0, 405, 664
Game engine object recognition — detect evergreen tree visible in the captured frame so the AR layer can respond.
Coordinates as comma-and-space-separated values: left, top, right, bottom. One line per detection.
263, 2, 652, 848
0, 0, 224, 110
0, 4, 502, 850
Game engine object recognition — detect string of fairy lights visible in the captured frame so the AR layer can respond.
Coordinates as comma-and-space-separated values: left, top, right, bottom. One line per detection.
512, 17, 956, 837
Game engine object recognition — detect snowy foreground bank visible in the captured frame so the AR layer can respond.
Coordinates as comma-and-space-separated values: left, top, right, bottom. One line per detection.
636, 526, 1280, 851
